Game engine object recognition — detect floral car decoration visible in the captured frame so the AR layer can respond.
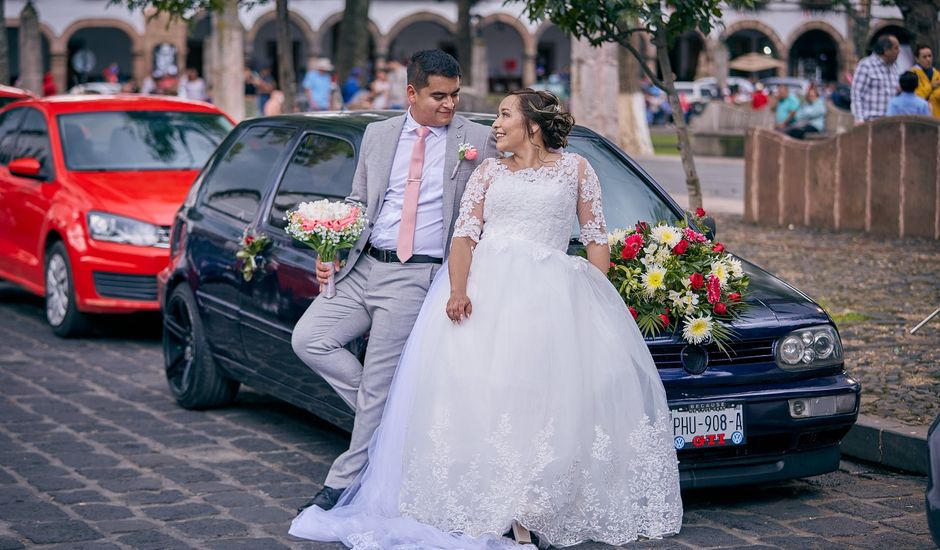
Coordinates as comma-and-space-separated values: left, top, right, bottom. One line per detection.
606, 208, 749, 352
235, 230, 271, 282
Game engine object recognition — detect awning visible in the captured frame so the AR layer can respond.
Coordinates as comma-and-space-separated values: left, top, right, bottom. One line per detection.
728, 53, 786, 72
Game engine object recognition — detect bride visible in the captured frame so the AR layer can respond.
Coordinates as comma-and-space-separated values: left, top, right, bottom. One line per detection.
290, 89, 683, 549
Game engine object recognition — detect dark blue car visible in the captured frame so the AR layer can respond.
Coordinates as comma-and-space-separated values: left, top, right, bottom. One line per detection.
157, 112, 860, 489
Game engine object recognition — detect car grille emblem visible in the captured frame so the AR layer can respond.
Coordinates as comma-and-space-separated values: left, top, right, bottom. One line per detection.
680, 345, 709, 375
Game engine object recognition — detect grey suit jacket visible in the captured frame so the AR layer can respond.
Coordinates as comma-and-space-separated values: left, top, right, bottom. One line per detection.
336, 113, 496, 282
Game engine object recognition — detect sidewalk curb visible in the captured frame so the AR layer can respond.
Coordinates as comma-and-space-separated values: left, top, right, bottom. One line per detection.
841, 414, 929, 475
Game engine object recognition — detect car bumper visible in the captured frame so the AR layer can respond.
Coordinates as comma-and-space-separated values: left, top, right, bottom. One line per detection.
667, 372, 860, 489
73, 241, 169, 313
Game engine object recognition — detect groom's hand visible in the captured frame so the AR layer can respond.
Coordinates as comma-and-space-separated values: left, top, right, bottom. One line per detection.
315, 258, 341, 286
446, 292, 472, 324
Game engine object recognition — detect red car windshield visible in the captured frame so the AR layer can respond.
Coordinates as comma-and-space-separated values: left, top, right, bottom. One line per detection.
58, 110, 233, 171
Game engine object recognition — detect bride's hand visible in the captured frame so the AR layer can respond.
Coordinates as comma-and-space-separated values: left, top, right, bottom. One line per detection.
446, 292, 472, 323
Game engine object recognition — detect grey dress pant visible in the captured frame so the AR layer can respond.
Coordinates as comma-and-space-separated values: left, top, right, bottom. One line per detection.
291, 254, 441, 488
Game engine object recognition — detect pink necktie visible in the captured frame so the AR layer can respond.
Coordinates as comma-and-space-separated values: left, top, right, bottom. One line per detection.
397, 126, 429, 263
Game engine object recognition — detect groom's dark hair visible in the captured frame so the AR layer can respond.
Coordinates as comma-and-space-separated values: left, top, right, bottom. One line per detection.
407, 50, 461, 90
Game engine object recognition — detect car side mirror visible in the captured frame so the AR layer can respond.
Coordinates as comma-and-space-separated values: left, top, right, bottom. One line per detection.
9, 157, 42, 179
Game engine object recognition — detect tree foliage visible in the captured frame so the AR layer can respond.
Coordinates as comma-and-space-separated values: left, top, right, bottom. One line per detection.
109, 0, 265, 20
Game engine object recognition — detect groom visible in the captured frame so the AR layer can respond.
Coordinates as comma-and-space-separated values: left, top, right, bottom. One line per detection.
291, 50, 495, 511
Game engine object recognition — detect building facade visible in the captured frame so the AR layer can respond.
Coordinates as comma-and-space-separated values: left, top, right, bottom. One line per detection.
4, 0, 911, 96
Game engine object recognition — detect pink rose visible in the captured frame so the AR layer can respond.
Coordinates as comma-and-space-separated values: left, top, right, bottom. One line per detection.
464, 148, 478, 161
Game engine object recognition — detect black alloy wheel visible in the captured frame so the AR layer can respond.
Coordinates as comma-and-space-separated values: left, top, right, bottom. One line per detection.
163, 284, 239, 409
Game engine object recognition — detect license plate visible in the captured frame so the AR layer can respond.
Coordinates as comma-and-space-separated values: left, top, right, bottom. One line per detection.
670, 401, 745, 451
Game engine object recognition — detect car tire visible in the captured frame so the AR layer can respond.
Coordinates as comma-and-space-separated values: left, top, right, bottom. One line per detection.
163, 283, 239, 409
45, 241, 90, 337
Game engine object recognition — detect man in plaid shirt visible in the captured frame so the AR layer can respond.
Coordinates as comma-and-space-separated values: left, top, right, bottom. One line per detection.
851, 35, 901, 123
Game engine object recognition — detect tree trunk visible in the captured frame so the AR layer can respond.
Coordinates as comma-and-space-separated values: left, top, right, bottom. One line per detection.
335, 0, 370, 87
0, 0, 8, 86
617, 38, 653, 157
895, 0, 940, 61
212, 0, 245, 121
845, 0, 871, 62
456, 0, 473, 86
275, 0, 296, 113
18, 1, 41, 95
653, 25, 703, 211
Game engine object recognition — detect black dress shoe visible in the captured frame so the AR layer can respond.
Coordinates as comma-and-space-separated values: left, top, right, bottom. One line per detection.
296, 486, 345, 513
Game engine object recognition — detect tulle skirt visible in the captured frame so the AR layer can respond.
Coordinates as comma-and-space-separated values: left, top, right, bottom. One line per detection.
290, 237, 683, 549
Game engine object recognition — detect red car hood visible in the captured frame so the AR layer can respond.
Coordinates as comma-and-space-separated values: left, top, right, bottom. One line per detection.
69, 170, 199, 226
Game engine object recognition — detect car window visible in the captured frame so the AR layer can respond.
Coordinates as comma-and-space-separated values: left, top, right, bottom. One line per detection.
0, 107, 26, 164
566, 137, 679, 234
58, 111, 233, 171
267, 133, 356, 229
13, 108, 53, 179
202, 125, 296, 223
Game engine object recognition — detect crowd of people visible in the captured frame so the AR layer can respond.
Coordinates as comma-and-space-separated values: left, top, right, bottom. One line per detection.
248, 57, 410, 117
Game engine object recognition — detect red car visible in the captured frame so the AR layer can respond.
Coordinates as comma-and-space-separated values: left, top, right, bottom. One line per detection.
0, 95, 233, 336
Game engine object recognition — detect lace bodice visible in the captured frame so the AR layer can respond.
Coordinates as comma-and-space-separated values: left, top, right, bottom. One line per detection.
452, 153, 608, 251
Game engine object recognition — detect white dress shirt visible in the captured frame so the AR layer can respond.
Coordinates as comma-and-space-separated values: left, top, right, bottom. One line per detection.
369, 110, 448, 257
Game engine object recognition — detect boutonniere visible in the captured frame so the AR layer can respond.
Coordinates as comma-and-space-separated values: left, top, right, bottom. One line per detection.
235, 229, 271, 282
451, 142, 479, 178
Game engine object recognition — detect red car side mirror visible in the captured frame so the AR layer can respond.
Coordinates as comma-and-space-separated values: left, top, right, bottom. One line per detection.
9, 157, 42, 178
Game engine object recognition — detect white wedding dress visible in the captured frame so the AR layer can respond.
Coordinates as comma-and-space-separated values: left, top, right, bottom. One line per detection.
290, 153, 682, 549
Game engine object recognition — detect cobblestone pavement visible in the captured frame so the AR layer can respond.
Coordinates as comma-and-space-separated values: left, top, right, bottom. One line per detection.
0, 282, 935, 549
711, 214, 940, 427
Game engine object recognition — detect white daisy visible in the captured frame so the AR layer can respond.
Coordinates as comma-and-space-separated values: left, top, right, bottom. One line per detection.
709, 260, 729, 286
728, 257, 744, 279
642, 265, 667, 295
683, 314, 713, 345
651, 224, 681, 247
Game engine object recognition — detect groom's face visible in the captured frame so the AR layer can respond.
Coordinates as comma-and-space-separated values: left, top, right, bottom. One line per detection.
408, 75, 460, 127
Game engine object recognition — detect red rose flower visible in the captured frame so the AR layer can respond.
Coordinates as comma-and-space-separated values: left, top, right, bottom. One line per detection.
713, 303, 728, 315
245, 235, 254, 245
620, 234, 644, 260
659, 313, 670, 327
712, 242, 725, 253
695, 207, 706, 217
673, 239, 689, 255
628, 306, 638, 320
689, 272, 704, 290
609, 261, 615, 268
635, 221, 649, 233
728, 292, 741, 302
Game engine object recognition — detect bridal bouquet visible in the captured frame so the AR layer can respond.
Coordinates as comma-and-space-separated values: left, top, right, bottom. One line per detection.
607, 209, 749, 352
285, 199, 367, 299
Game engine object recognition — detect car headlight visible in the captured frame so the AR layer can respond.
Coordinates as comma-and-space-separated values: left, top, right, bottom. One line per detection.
87, 211, 169, 248
775, 325, 843, 370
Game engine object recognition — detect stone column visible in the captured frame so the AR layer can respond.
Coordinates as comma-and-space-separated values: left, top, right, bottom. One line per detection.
522, 48, 536, 87
714, 41, 729, 96
18, 1, 42, 95
471, 34, 488, 95
50, 51, 67, 95
571, 38, 619, 144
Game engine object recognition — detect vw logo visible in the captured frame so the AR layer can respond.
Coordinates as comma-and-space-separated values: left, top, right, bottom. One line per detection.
680, 345, 709, 375
674, 436, 686, 449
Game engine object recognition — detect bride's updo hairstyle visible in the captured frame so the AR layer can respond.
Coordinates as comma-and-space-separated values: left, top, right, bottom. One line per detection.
508, 88, 575, 150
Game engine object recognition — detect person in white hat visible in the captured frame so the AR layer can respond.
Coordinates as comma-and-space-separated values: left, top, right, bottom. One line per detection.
303, 57, 335, 111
